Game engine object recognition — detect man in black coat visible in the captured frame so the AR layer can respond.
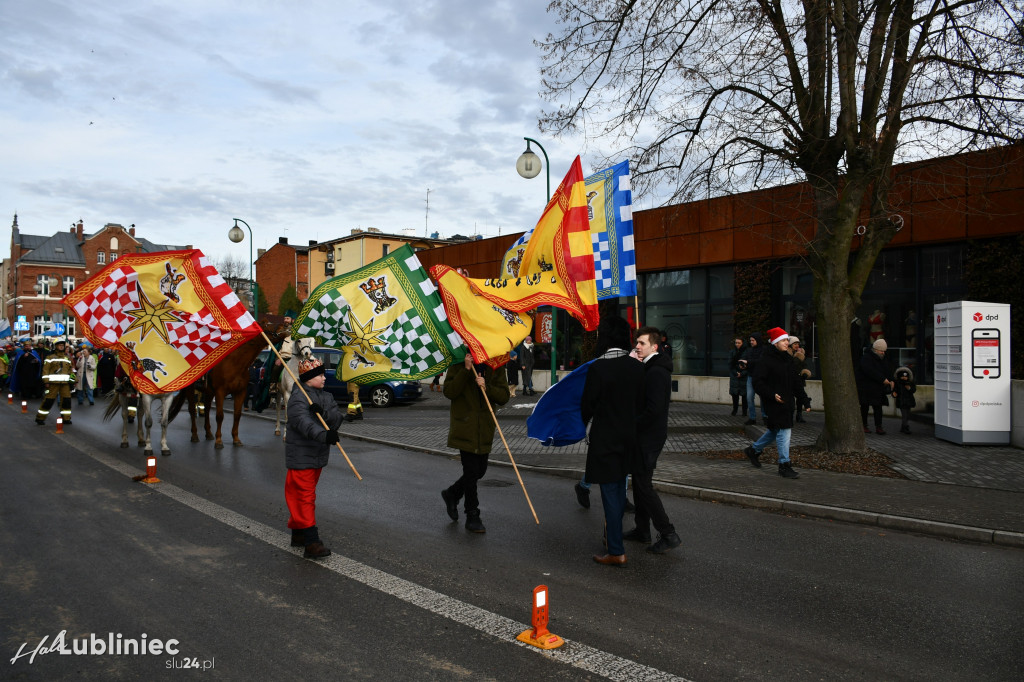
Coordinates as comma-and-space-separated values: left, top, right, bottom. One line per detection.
743, 327, 809, 479
856, 338, 893, 434
581, 316, 645, 566
623, 326, 682, 554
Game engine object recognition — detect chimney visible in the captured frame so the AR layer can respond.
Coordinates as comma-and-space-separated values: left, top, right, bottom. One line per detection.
279, 237, 289, 245
308, 239, 317, 246
129, 224, 136, 237
257, 248, 266, 258
76, 220, 84, 240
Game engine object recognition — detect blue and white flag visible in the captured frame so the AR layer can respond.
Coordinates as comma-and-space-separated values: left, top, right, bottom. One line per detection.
526, 360, 594, 447
504, 160, 636, 301
584, 160, 636, 299
0, 318, 10, 339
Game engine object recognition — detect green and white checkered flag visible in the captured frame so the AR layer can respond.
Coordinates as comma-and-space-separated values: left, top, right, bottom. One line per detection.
293, 244, 466, 383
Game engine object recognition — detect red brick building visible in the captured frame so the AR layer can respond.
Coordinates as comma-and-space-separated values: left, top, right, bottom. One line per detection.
4, 217, 190, 338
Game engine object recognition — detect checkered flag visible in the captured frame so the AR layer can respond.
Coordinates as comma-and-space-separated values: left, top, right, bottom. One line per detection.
293, 244, 465, 383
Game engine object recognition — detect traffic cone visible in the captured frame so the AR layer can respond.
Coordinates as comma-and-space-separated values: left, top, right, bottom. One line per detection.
135, 456, 161, 484
516, 585, 564, 650
55, 417, 64, 434
21, 400, 28, 414
7, 393, 12, 404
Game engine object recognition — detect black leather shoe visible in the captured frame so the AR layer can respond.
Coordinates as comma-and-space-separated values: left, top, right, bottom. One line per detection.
623, 527, 652, 543
647, 532, 682, 554
744, 419, 756, 426
441, 489, 459, 521
624, 497, 635, 513
574, 482, 590, 509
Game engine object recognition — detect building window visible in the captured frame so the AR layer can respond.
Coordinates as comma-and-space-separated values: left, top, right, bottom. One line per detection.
111, 252, 118, 261
63, 276, 75, 295
36, 275, 54, 296
382, 244, 390, 256
110, 236, 119, 251
98, 251, 106, 264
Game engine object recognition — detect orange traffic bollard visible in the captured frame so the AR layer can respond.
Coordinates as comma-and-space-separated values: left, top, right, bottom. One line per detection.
55, 417, 64, 434
137, 456, 160, 484
7, 393, 12, 405
516, 585, 564, 650
21, 400, 28, 413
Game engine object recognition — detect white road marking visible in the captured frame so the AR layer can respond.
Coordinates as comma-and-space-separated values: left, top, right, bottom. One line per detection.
72, 439, 690, 682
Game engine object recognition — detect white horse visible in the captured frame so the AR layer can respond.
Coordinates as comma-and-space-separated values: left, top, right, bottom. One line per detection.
103, 382, 173, 455
273, 337, 315, 439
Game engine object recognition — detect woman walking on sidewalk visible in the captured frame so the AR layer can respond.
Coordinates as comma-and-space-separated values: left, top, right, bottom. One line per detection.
728, 338, 747, 416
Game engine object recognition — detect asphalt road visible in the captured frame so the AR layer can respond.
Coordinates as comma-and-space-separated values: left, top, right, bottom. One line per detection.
2, 399, 1022, 681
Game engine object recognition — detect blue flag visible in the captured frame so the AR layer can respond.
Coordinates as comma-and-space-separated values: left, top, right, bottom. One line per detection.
584, 160, 636, 299
0, 318, 10, 339
526, 360, 594, 447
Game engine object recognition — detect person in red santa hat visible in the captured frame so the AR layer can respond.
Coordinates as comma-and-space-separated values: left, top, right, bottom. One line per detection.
742, 327, 810, 479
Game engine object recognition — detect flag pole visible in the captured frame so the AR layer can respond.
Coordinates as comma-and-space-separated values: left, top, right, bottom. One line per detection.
262, 331, 362, 481
476, 381, 540, 525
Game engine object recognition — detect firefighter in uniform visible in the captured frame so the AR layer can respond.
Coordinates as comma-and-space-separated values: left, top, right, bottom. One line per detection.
36, 339, 75, 426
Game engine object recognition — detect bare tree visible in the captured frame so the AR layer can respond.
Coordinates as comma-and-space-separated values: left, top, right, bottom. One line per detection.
539, 0, 1024, 452
211, 254, 253, 306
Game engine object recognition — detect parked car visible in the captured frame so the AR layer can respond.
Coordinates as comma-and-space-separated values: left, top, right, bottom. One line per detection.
309, 347, 423, 408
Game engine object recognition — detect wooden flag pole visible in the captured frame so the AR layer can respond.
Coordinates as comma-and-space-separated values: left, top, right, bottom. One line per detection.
476, 380, 540, 525
262, 332, 362, 481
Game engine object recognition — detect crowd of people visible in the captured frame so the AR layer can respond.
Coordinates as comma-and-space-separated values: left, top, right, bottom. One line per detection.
727, 324, 918, 465
2, 337, 120, 410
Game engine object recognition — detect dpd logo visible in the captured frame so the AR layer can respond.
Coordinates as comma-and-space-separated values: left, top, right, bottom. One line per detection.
973, 312, 984, 322
936, 314, 945, 324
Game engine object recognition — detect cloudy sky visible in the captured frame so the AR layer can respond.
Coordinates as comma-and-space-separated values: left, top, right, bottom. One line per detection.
1, 0, 611, 264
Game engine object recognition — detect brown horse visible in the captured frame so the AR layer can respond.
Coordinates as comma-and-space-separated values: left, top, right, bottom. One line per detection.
169, 323, 287, 449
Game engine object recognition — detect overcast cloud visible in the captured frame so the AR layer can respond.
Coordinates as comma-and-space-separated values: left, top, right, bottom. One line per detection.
1, 0, 605, 263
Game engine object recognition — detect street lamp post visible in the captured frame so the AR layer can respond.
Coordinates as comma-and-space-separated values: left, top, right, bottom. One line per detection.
228, 218, 258, 319
516, 137, 558, 387
32, 273, 60, 338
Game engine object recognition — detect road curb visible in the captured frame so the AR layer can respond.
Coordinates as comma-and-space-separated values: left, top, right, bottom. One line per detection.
331, 428, 1022, 548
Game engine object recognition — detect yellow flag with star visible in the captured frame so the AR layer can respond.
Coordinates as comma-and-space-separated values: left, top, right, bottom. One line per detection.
63, 250, 262, 394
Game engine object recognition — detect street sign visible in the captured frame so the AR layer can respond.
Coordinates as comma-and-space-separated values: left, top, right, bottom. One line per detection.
14, 315, 29, 332
54, 323, 65, 334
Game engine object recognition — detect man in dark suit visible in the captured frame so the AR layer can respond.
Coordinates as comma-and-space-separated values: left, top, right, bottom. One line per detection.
624, 326, 682, 554
581, 316, 645, 566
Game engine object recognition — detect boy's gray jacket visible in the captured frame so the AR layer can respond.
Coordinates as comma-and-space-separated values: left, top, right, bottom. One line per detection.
285, 384, 345, 469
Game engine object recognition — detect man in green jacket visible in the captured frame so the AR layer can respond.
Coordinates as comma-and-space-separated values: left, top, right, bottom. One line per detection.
440, 354, 510, 533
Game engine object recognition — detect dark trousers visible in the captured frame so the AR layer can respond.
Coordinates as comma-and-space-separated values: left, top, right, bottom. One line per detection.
731, 393, 747, 413
900, 407, 911, 430
860, 403, 883, 428
599, 480, 628, 556
448, 451, 489, 513
632, 467, 675, 537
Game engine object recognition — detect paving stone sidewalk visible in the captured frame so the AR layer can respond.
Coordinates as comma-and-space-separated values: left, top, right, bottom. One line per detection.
248, 389, 1024, 546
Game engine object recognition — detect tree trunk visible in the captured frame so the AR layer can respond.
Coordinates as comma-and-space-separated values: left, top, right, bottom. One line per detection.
813, 274, 865, 453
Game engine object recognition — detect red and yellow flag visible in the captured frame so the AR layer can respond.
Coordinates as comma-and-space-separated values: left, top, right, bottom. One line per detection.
431, 265, 533, 366
63, 250, 261, 394
440, 156, 598, 342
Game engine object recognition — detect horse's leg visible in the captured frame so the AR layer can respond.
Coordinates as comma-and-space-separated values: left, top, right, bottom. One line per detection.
120, 396, 130, 448
142, 396, 154, 455
158, 396, 171, 456
214, 390, 225, 449
204, 390, 215, 441
186, 392, 200, 442
231, 391, 244, 446
274, 380, 282, 436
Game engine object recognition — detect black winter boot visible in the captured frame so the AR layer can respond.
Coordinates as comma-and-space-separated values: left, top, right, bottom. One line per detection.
303, 526, 332, 558
778, 462, 800, 479
291, 529, 305, 547
441, 488, 459, 521
465, 510, 486, 533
